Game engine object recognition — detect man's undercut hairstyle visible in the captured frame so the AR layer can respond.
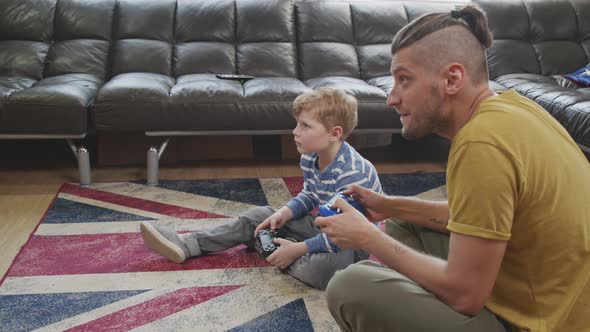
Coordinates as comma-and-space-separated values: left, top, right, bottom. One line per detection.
293, 88, 358, 140
391, 5, 494, 84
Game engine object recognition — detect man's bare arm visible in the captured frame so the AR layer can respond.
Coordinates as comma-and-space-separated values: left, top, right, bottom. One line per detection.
384, 196, 450, 233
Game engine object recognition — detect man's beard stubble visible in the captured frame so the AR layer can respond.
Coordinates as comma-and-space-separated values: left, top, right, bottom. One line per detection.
401, 85, 445, 140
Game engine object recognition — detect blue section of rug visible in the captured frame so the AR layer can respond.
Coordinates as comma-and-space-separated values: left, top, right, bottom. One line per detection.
228, 298, 313, 332
0, 290, 147, 332
153, 178, 269, 206
43, 198, 154, 223
379, 172, 446, 196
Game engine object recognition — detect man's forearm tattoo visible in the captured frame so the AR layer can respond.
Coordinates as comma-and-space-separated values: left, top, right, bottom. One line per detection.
429, 218, 448, 226
394, 244, 406, 255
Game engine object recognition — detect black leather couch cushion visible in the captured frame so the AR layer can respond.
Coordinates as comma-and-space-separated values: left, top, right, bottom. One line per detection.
479, 0, 588, 79
352, 2, 408, 81
111, 0, 175, 77
92, 0, 175, 132
167, 75, 310, 131
93, 0, 302, 132
175, 0, 236, 76
476, 0, 590, 148
92, 73, 174, 132
0, 0, 113, 135
495, 73, 590, 146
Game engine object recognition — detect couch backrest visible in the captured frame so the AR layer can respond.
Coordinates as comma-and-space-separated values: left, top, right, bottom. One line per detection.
16, 0, 589, 84
48, 0, 114, 81
0, 0, 114, 81
110, 0, 176, 77
111, 0, 297, 79
174, 0, 235, 77
0, 0, 54, 80
475, 0, 590, 79
176, 0, 296, 78
294, 1, 456, 82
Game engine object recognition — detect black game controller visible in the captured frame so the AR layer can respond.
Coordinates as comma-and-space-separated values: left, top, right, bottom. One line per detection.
255, 229, 278, 258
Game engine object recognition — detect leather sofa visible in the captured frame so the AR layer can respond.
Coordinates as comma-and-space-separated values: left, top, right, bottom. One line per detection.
0, 0, 588, 185
476, 0, 590, 151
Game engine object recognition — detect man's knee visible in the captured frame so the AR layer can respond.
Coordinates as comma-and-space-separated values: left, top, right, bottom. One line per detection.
326, 261, 427, 316
326, 263, 374, 309
287, 251, 355, 290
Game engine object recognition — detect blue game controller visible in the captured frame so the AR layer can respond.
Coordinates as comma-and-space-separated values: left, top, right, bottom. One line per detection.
319, 193, 365, 217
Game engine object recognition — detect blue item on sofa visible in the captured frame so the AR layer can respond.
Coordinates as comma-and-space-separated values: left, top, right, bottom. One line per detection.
564, 65, 590, 86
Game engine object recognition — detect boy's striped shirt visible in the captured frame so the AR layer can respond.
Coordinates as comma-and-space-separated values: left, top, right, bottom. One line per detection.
286, 141, 382, 254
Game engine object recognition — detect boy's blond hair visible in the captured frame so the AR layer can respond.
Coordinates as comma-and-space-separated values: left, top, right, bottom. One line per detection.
292, 88, 358, 140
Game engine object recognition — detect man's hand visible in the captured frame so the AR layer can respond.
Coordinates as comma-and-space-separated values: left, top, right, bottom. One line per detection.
314, 198, 381, 250
254, 208, 291, 237
266, 239, 307, 269
342, 185, 390, 221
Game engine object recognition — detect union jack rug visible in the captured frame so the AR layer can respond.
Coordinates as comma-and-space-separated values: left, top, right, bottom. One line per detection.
0, 172, 445, 332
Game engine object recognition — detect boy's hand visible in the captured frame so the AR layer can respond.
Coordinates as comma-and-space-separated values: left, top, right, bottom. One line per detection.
266, 240, 307, 269
342, 185, 390, 221
254, 209, 290, 237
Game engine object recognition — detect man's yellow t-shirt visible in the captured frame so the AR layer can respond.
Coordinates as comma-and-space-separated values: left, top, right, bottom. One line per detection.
446, 90, 590, 332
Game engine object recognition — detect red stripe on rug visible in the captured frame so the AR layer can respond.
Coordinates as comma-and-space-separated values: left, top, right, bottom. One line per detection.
65, 285, 242, 332
61, 183, 228, 219
7, 233, 269, 277
282, 177, 304, 198
283, 177, 319, 214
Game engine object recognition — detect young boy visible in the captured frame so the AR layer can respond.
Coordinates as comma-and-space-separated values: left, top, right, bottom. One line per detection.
140, 87, 382, 290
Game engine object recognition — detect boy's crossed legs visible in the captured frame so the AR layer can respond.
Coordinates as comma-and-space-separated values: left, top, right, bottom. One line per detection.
141, 206, 364, 289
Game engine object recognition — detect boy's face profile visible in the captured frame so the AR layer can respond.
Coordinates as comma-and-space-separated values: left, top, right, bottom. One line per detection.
292, 109, 339, 155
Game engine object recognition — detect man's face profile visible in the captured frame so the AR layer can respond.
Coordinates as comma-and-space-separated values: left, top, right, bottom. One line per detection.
388, 47, 445, 140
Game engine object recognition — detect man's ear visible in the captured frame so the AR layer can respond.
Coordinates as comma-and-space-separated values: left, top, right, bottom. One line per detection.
330, 126, 343, 141
444, 63, 464, 95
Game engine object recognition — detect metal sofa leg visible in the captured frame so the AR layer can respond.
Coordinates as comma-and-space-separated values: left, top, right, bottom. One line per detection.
147, 138, 170, 186
66, 139, 92, 186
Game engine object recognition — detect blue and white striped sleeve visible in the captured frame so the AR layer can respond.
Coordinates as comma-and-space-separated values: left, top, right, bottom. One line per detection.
286, 155, 321, 219
287, 183, 319, 219
305, 233, 340, 254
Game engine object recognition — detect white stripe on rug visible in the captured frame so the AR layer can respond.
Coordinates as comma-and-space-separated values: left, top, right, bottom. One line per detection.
35, 218, 236, 235
0, 268, 279, 294
258, 178, 294, 208
58, 192, 172, 220
85, 182, 260, 217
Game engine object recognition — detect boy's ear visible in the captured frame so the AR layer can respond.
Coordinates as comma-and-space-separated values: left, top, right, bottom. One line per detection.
330, 126, 343, 141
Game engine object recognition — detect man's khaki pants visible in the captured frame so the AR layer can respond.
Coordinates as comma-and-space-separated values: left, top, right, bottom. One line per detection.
325, 218, 510, 332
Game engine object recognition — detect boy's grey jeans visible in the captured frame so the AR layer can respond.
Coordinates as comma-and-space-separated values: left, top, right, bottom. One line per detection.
183, 206, 368, 290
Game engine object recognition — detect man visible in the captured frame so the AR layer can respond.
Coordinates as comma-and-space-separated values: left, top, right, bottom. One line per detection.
315, 5, 590, 332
